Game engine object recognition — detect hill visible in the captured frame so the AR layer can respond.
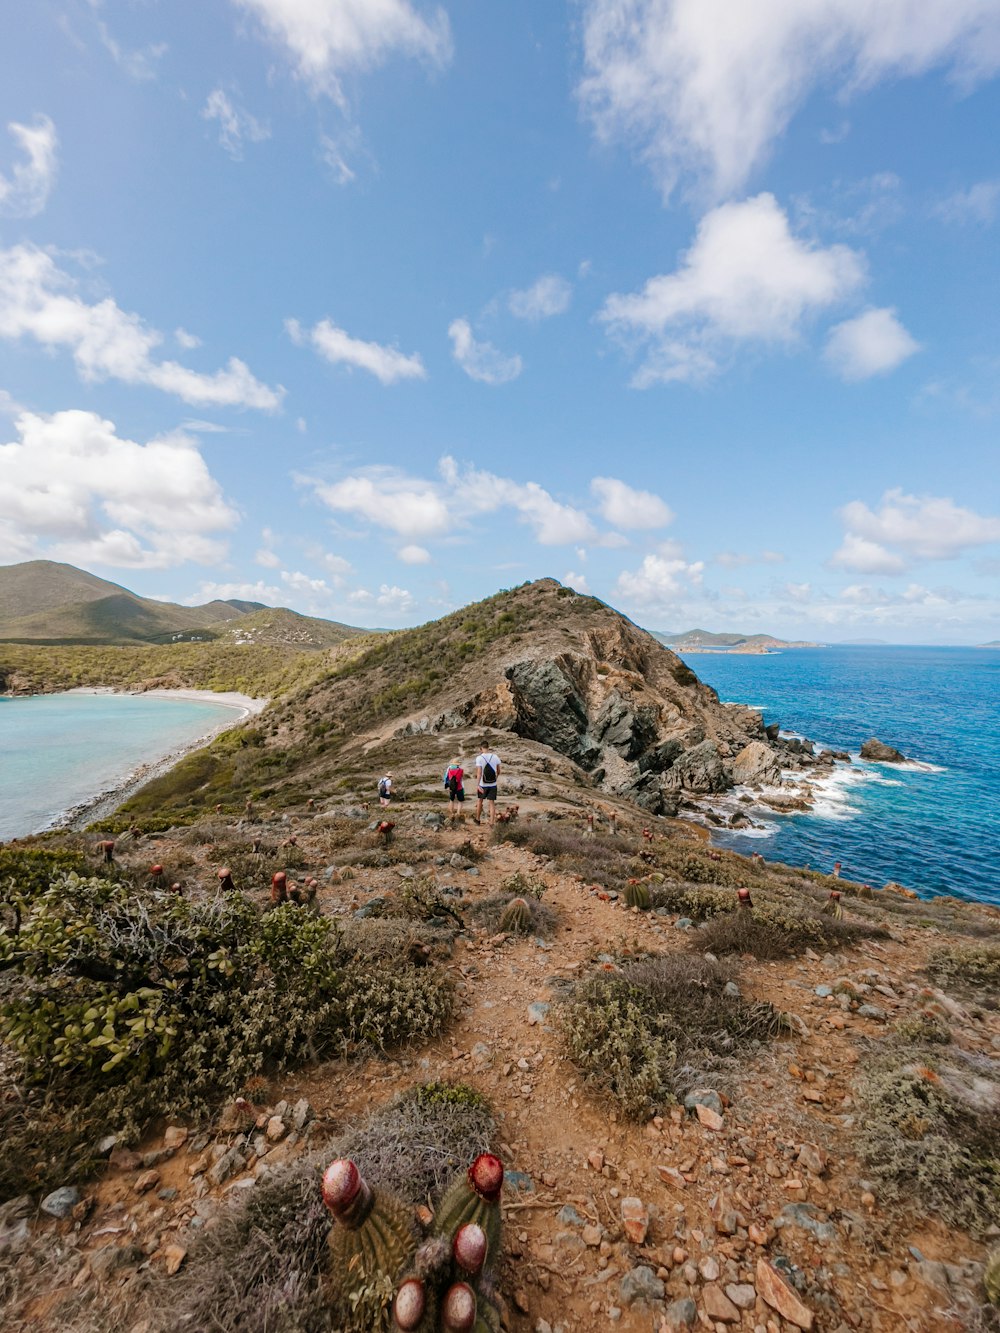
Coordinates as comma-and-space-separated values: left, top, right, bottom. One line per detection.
0, 559, 360, 649
2, 584, 998, 1333
119, 578, 809, 823
652, 627, 820, 651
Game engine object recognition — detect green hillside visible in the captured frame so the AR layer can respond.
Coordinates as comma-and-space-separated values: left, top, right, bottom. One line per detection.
0, 559, 131, 619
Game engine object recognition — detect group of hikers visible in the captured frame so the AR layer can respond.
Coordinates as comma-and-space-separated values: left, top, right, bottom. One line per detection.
377, 741, 502, 827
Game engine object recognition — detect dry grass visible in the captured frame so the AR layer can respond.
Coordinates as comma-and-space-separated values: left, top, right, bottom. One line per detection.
696, 904, 889, 960
466, 893, 558, 937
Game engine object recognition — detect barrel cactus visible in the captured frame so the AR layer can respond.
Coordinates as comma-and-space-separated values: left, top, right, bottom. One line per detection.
498, 897, 532, 933
986, 1250, 1000, 1306
624, 880, 651, 911
821, 889, 843, 919
433, 1154, 503, 1262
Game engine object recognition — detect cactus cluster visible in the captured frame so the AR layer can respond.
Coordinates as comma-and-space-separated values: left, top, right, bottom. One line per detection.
498, 896, 533, 933
323, 1153, 504, 1331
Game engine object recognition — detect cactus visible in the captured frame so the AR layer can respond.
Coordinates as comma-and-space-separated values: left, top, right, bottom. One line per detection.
323, 1159, 416, 1309
271, 871, 288, 905
217, 867, 235, 892
392, 1276, 435, 1331
433, 1154, 503, 1263
498, 897, 533, 934
858, 883, 874, 900
624, 880, 651, 911
985, 1249, 1000, 1306
820, 889, 843, 919
736, 887, 753, 909
149, 864, 166, 890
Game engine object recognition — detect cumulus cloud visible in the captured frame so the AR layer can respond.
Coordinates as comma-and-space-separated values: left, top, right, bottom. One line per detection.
578, 0, 1000, 200
0, 410, 237, 569
230, 0, 451, 100
191, 579, 281, 605
830, 532, 907, 574
563, 570, 591, 594
715, 549, 785, 568
398, 543, 431, 564
448, 318, 523, 385
591, 476, 673, 529
0, 244, 282, 409
615, 550, 705, 607
508, 274, 572, 321
287, 317, 426, 384
0, 115, 57, 218
824, 307, 920, 380
838, 489, 1000, 563
600, 194, 864, 384
202, 89, 271, 159
302, 458, 597, 549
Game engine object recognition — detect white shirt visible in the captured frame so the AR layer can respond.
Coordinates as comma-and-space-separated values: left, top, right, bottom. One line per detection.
475, 752, 501, 786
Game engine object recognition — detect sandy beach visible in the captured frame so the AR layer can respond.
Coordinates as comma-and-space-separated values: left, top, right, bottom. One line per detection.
56, 688, 269, 831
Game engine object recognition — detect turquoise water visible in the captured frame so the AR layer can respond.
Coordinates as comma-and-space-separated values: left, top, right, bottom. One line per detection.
0, 692, 245, 840
684, 646, 999, 905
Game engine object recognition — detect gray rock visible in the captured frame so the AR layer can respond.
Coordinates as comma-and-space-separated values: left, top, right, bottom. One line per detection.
684, 1089, 724, 1116
860, 737, 906, 763
40, 1186, 80, 1219
291, 1098, 313, 1131
90, 1243, 141, 1278
776, 1203, 837, 1244
422, 812, 444, 828
723, 981, 741, 998
207, 1147, 245, 1188
675, 917, 693, 930
527, 1001, 550, 1025
0, 1219, 31, 1256
353, 897, 387, 919
857, 1004, 887, 1021
95, 1134, 118, 1157
557, 1204, 585, 1227
730, 740, 782, 787
662, 1296, 698, 1330
667, 740, 730, 794
725, 1283, 756, 1310
815, 985, 833, 998
619, 1265, 665, 1307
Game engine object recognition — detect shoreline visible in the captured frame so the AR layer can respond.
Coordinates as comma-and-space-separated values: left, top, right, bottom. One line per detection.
33, 688, 269, 835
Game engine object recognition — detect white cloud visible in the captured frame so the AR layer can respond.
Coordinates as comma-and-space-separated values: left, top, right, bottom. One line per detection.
308, 469, 451, 539
376, 583, 415, 611
287, 316, 426, 384
230, 0, 451, 100
0, 410, 237, 569
448, 318, 523, 385
824, 307, 920, 380
838, 489, 1000, 562
0, 244, 282, 409
175, 327, 202, 350
934, 179, 1000, 225
830, 532, 907, 574
398, 543, 431, 564
615, 551, 705, 607
0, 115, 57, 218
255, 547, 281, 568
190, 579, 281, 605
203, 89, 271, 159
782, 581, 813, 602
578, 0, 1000, 201
94, 16, 167, 82
564, 570, 591, 594
508, 274, 572, 321
591, 476, 673, 530
716, 549, 785, 568
600, 194, 864, 384
440, 457, 596, 544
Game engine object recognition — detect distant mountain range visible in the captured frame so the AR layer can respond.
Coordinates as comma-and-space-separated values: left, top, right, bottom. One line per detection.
650, 627, 820, 652
0, 561, 361, 648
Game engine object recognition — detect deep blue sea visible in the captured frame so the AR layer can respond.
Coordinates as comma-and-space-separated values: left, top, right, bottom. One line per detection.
683, 646, 999, 905
0, 692, 245, 841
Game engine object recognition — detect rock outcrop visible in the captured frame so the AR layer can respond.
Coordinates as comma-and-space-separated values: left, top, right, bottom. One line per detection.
860, 737, 906, 763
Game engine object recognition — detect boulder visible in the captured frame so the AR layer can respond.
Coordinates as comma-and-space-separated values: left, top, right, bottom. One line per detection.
730, 740, 782, 786
860, 737, 906, 763
667, 741, 729, 794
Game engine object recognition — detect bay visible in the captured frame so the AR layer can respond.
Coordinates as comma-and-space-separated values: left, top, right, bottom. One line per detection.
685, 645, 999, 905
0, 691, 249, 840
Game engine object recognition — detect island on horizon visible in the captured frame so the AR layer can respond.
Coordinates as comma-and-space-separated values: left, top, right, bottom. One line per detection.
651, 626, 823, 654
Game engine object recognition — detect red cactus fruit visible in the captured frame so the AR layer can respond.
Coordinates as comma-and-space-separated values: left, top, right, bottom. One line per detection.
170, 882, 182, 893
322, 1158, 373, 1228
271, 871, 288, 904
150, 864, 163, 876
392, 1278, 427, 1330
737, 887, 753, 908
453, 1222, 488, 1275
218, 867, 234, 891
441, 1282, 476, 1331
467, 1154, 503, 1203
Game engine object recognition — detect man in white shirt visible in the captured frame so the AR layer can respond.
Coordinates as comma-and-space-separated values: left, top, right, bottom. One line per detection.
474, 743, 501, 826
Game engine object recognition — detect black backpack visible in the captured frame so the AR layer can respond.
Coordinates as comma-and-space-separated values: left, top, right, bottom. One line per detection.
447, 772, 459, 796
481, 759, 496, 785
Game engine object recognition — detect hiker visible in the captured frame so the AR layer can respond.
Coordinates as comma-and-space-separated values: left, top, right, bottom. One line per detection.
474, 742, 501, 827
378, 772, 393, 808
443, 758, 465, 822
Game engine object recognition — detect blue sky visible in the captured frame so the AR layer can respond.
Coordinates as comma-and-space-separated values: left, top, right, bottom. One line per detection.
1, 1, 999, 643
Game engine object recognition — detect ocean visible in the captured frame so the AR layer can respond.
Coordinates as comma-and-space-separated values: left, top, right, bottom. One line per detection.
684, 645, 999, 906
0, 691, 247, 841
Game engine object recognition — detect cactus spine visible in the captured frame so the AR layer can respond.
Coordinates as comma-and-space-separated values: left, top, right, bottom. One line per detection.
498, 897, 533, 933
624, 880, 651, 911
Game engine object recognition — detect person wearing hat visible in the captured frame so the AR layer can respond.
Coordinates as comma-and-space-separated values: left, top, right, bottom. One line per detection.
378, 772, 393, 807
443, 758, 465, 822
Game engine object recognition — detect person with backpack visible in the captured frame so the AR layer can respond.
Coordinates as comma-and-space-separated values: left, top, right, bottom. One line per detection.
378, 773, 393, 808
443, 758, 465, 821
474, 743, 501, 826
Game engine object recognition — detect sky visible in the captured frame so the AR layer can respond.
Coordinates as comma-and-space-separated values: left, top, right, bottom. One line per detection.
1, 2, 999, 644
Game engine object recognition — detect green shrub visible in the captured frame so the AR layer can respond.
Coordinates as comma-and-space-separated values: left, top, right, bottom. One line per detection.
563, 954, 781, 1118
696, 904, 888, 960
927, 945, 1000, 992
895, 1012, 951, 1045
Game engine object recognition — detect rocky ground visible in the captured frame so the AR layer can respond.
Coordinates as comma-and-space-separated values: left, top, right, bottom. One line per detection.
2, 766, 998, 1333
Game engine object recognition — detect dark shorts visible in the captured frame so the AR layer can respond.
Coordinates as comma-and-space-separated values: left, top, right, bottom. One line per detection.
477, 785, 498, 801
450, 788, 465, 802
